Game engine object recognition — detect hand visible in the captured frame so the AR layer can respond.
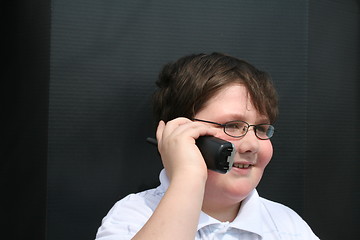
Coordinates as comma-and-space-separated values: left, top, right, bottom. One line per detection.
156, 117, 217, 182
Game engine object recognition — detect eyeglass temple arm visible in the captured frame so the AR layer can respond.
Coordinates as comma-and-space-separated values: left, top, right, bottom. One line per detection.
192, 118, 223, 126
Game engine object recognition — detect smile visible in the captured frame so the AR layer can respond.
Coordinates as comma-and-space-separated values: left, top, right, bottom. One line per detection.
233, 163, 253, 169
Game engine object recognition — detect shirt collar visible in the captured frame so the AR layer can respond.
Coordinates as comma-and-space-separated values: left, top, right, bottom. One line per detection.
158, 169, 169, 192
158, 169, 263, 237
197, 190, 263, 237
229, 189, 263, 236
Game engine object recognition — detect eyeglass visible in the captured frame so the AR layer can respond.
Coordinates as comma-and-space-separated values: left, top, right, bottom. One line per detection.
193, 118, 275, 140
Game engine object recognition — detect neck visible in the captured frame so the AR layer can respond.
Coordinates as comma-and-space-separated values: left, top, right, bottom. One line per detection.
202, 200, 241, 222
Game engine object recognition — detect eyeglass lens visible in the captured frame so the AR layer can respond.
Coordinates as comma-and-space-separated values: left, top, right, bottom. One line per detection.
224, 122, 274, 139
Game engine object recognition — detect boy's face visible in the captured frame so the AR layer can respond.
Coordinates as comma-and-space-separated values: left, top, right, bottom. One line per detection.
195, 83, 273, 206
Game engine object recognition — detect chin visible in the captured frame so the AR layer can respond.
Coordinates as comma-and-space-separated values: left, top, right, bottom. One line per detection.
225, 179, 257, 199
206, 174, 260, 202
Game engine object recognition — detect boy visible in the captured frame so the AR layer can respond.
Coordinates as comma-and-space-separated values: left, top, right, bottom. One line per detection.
96, 53, 319, 239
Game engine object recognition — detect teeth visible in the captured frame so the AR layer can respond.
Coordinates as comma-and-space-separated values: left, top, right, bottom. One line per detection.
233, 163, 251, 169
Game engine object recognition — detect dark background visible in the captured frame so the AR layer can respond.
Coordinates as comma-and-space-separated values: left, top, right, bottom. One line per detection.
2, 0, 359, 239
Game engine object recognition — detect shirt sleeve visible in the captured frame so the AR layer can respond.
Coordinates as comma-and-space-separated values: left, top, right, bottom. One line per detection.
95, 194, 155, 240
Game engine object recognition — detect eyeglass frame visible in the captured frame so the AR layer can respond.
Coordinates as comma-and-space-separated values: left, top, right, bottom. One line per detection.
192, 118, 275, 140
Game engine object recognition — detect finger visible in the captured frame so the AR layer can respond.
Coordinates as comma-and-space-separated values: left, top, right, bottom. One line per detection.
159, 118, 218, 144
159, 118, 192, 141
166, 120, 217, 141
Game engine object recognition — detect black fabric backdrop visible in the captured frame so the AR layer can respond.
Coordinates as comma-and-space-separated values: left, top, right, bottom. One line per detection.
3, 0, 359, 239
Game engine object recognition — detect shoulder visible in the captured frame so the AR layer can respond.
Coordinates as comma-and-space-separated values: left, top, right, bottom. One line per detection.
119, 187, 164, 209
105, 187, 163, 221
260, 196, 307, 224
96, 187, 163, 239
260, 197, 300, 217
259, 197, 320, 239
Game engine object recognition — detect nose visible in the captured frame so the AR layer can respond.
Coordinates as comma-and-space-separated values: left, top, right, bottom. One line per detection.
234, 128, 259, 154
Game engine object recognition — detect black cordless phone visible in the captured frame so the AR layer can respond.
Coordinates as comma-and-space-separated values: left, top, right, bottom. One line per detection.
195, 136, 235, 174
146, 136, 235, 174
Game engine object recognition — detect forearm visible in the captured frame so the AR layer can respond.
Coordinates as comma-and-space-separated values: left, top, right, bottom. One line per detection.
132, 176, 206, 240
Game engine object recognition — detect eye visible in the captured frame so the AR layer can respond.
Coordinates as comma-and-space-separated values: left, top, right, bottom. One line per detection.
256, 125, 267, 133
225, 122, 247, 134
226, 122, 241, 130
255, 124, 274, 139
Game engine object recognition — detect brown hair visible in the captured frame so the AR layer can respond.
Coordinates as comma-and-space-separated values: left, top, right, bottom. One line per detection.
153, 52, 278, 124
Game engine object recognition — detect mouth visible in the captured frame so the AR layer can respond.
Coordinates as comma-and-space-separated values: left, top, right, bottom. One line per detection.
232, 163, 254, 169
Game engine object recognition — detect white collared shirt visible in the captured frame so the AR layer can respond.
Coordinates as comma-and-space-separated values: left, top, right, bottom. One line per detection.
96, 169, 320, 240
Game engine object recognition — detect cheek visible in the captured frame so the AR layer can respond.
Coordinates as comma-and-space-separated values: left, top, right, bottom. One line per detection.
258, 141, 273, 168
212, 132, 273, 168
213, 131, 233, 141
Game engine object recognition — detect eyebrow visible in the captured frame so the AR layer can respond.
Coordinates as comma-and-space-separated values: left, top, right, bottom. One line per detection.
219, 114, 270, 124
219, 113, 245, 121
256, 117, 271, 124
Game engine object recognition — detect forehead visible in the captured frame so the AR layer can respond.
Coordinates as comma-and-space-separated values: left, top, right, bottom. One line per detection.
197, 83, 268, 122
203, 83, 249, 110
